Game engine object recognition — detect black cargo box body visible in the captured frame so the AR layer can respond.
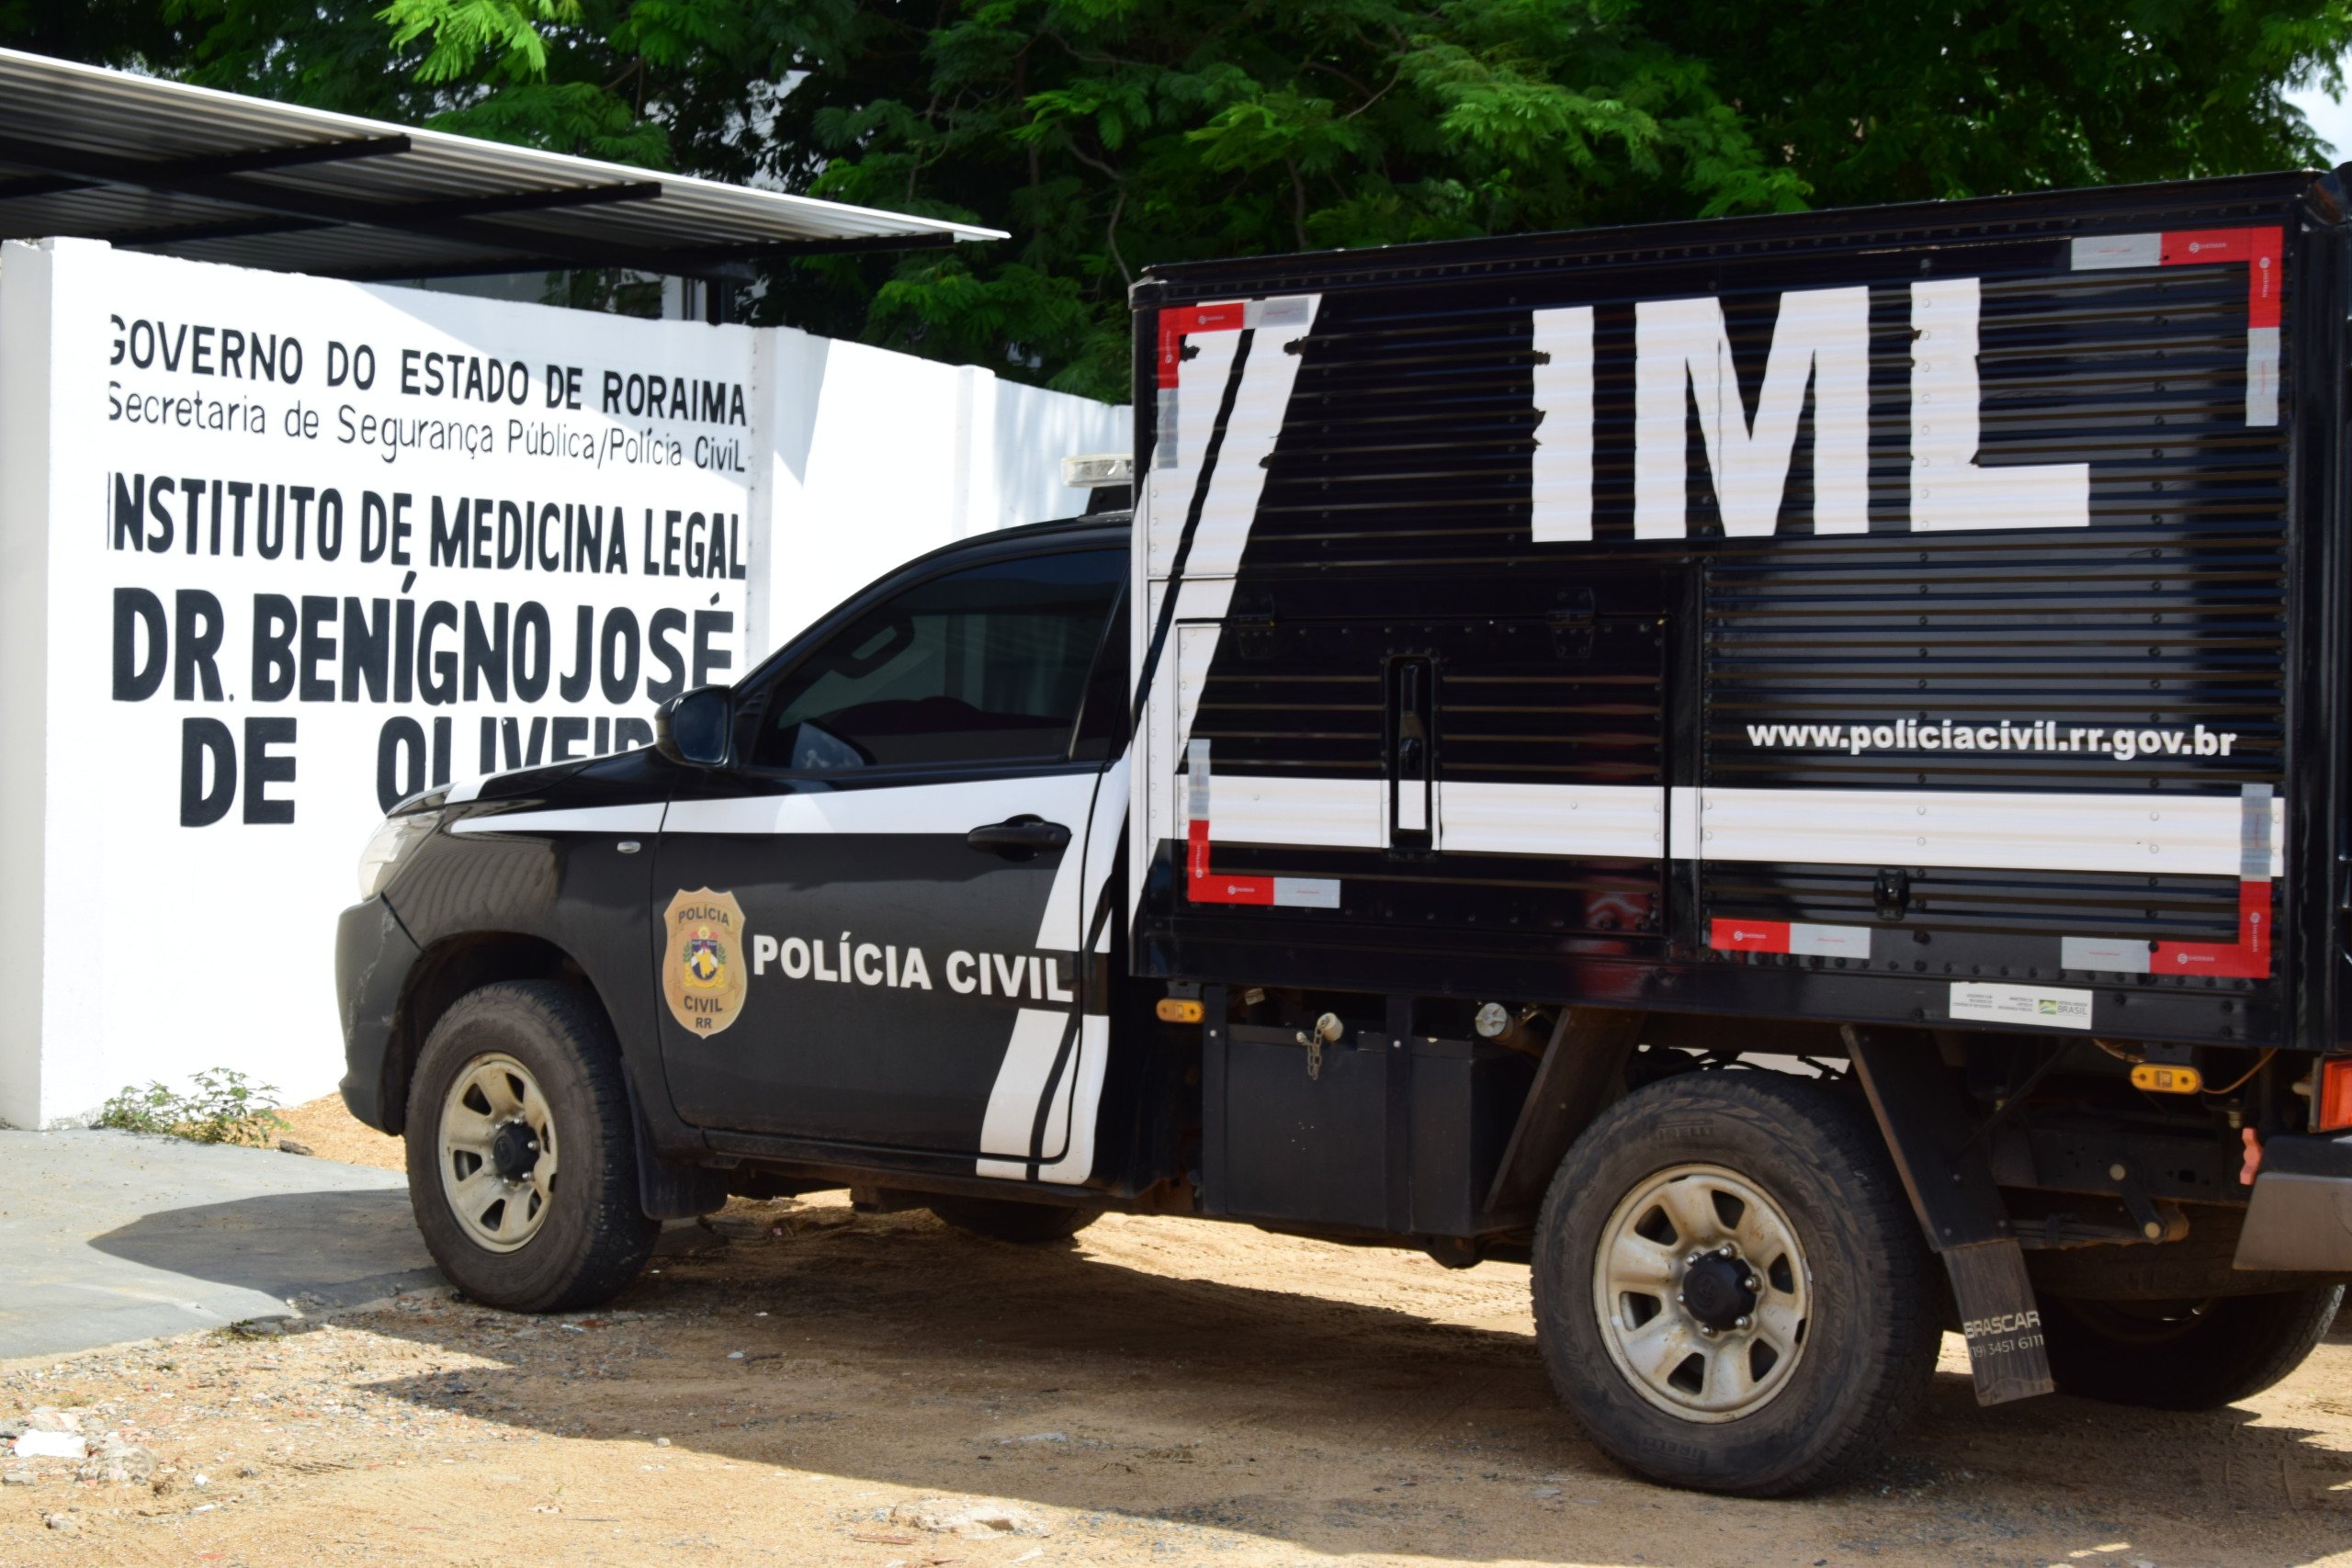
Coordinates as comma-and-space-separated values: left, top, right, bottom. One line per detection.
1127, 174, 2349, 1055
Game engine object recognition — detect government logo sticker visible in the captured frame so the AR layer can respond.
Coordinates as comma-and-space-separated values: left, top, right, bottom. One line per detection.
662, 888, 748, 1036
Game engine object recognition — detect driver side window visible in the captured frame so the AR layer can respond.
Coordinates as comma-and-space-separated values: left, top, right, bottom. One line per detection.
751, 547, 1125, 772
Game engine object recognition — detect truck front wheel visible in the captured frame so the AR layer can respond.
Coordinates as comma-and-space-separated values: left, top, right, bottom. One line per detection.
1532, 1071, 1940, 1495
2039, 1286, 2343, 1410
404, 980, 661, 1313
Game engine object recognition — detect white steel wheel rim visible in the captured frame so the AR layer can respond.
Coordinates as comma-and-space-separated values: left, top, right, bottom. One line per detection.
438, 1053, 560, 1254
1591, 1162, 1813, 1423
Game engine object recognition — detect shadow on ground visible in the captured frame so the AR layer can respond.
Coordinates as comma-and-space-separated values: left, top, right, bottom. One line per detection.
92, 1192, 2352, 1565
87, 1189, 439, 1313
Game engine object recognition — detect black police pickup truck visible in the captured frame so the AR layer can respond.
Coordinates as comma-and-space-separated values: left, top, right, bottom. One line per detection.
341, 171, 2352, 1495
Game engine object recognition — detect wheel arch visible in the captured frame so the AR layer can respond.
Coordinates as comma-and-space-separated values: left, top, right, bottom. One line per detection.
378, 931, 590, 1137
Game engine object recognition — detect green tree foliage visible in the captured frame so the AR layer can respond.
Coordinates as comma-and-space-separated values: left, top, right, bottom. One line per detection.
6, 1, 2347, 398
1651, 1, 2352, 208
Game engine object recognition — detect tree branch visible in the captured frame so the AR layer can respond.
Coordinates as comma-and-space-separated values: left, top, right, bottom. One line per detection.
1103, 186, 1132, 288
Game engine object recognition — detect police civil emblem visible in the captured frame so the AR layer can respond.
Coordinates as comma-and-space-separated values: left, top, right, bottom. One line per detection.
662, 888, 749, 1036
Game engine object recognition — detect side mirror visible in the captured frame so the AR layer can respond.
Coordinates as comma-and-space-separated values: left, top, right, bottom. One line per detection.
655, 685, 733, 767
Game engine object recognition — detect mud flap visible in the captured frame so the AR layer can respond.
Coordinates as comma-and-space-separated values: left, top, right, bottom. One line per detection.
1842, 1025, 2055, 1406
623, 1076, 728, 1221
1939, 1238, 2055, 1404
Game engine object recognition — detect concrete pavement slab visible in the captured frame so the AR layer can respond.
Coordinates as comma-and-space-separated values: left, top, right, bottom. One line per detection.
0, 1128, 438, 1360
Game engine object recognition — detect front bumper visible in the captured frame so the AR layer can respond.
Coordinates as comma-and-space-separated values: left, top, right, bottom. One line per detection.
335, 897, 420, 1132
2234, 1133, 2352, 1271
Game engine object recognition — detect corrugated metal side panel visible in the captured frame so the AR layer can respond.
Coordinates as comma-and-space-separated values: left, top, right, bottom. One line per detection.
1186, 615, 1668, 939
1138, 184, 2304, 1034
1159, 273, 1681, 944
1700, 262, 2286, 967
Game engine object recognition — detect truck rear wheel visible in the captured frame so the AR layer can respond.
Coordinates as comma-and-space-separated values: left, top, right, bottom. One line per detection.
405, 980, 660, 1313
1532, 1071, 1939, 1495
929, 1196, 1101, 1244
2040, 1285, 2343, 1410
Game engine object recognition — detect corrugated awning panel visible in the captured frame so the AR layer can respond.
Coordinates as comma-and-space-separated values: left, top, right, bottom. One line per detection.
0, 46, 1003, 279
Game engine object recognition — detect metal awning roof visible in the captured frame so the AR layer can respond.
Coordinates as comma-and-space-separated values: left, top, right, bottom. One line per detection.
0, 47, 1004, 283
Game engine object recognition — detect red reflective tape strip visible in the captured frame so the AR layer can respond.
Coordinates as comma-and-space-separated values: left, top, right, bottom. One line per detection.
2150, 939, 2266, 978
2161, 228, 2259, 265
1156, 316, 1182, 389
2161, 228, 2282, 329
1155, 300, 1250, 389
2248, 231, 2281, 330
1710, 919, 1791, 954
2241, 877, 2271, 966
1184, 815, 1274, 905
2150, 880, 2272, 979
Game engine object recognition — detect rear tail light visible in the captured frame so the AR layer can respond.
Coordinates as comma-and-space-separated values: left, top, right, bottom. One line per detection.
2320, 1058, 2352, 1132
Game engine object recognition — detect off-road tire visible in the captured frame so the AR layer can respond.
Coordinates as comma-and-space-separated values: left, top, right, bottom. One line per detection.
1532, 1071, 1940, 1496
929, 1196, 1102, 1244
405, 980, 659, 1313
2040, 1284, 2344, 1410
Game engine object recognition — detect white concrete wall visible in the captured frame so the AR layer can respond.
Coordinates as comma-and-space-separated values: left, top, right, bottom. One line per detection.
0, 240, 1125, 1127
993, 373, 1129, 533
0, 239, 60, 1130
750, 333, 1124, 657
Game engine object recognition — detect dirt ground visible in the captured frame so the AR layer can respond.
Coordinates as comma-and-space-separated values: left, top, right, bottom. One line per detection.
5, 1098, 2350, 1568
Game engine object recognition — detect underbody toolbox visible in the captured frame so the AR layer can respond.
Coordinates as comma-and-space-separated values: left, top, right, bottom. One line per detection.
1203, 1010, 1536, 1237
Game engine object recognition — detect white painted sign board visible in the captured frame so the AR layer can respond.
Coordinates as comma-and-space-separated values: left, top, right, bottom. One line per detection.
0, 238, 1124, 1126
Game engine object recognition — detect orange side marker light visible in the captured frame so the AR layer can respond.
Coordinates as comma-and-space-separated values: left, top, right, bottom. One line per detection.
2319, 1057, 2352, 1132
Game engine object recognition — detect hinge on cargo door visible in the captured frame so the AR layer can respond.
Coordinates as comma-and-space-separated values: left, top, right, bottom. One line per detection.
1233, 587, 1277, 660
1548, 588, 1596, 659
1874, 867, 1912, 920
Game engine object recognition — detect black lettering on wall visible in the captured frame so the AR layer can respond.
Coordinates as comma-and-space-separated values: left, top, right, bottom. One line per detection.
112, 473, 144, 552
647, 607, 687, 702
299, 595, 336, 702
243, 716, 297, 824
378, 716, 426, 813
691, 609, 734, 688
344, 597, 390, 703
180, 717, 235, 826
599, 608, 640, 705
173, 590, 224, 701
559, 606, 594, 702
430, 496, 469, 568
418, 601, 458, 705
252, 593, 296, 702
513, 602, 550, 703
462, 601, 509, 703
113, 587, 166, 700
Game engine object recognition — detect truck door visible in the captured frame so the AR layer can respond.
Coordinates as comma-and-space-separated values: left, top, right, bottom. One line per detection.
650, 539, 1127, 1161
1159, 570, 1673, 996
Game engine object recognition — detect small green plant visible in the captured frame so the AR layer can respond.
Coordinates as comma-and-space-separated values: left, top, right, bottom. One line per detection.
95, 1069, 289, 1146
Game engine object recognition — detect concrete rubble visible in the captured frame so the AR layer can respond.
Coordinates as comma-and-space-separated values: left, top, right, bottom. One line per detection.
888, 1496, 1054, 1540
5, 1403, 163, 1489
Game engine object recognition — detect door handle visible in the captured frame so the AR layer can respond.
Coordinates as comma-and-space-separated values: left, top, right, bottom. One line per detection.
1387, 655, 1435, 849
967, 817, 1071, 859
